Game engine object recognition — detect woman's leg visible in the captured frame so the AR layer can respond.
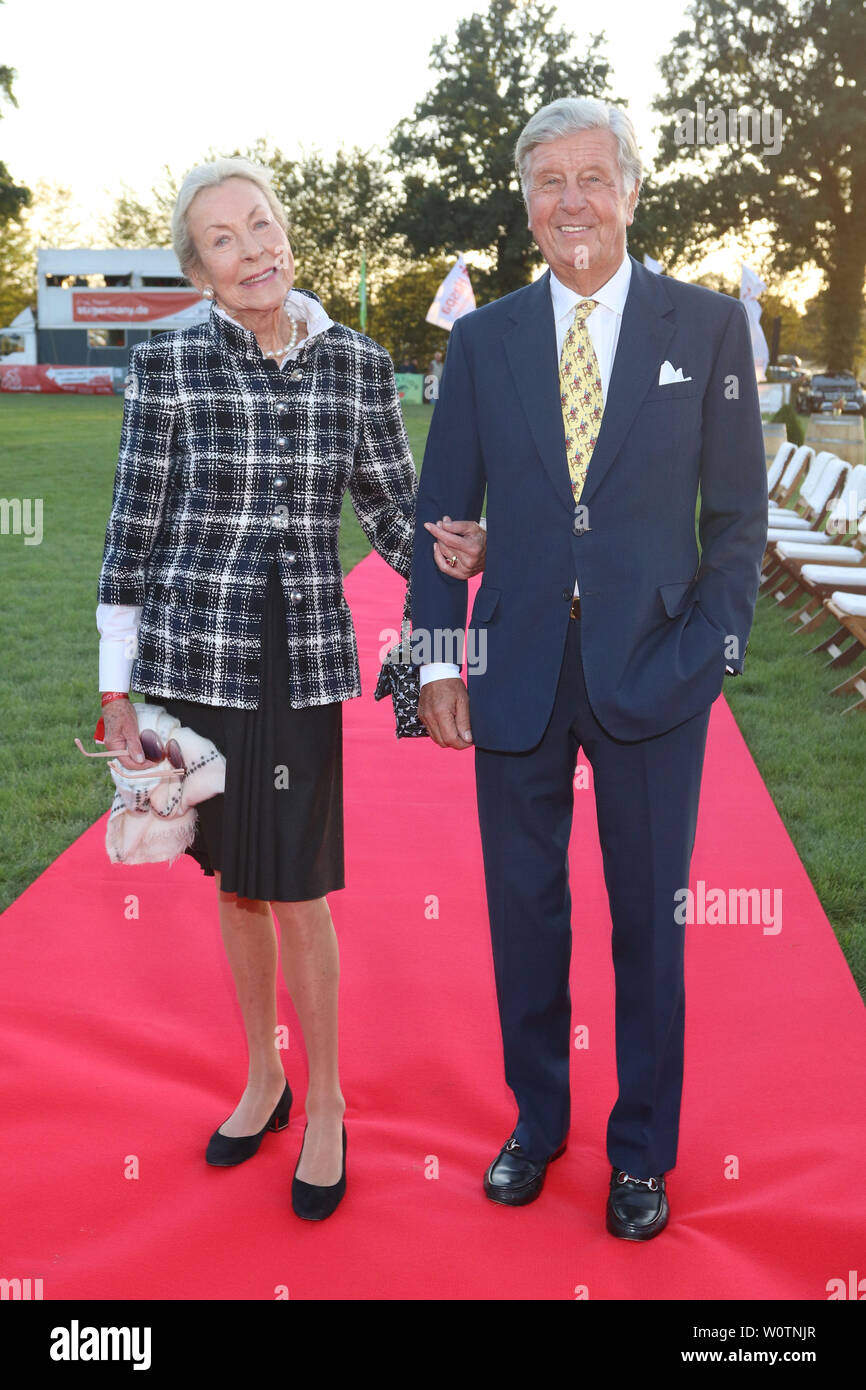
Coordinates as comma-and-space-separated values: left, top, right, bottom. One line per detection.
271, 895, 345, 1186
214, 870, 287, 1136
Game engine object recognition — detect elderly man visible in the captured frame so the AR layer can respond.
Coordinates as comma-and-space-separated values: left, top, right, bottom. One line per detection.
412, 97, 767, 1239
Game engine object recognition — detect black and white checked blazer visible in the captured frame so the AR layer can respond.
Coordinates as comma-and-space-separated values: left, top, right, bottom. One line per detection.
98, 290, 416, 708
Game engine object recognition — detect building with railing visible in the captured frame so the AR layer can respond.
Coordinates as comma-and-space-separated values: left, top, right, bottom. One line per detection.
34, 247, 208, 366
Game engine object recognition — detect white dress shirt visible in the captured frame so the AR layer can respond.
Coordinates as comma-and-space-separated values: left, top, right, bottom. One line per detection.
419, 253, 632, 687
96, 290, 334, 692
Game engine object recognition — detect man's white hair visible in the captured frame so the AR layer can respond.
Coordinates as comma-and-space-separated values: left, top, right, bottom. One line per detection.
171, 157, 288, 275
515, 97, 644, 206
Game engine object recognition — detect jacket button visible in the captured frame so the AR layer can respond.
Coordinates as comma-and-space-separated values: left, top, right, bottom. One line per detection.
561, 589, 572, 601
277, 436, 288, 450
290, 370, 302, 381
286, 551, 297, 564
290, 590, 303, 605
276, 401, 287, 413
274, 476, 287, 490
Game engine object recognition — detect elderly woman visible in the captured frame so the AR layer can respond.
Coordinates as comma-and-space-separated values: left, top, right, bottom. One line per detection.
96, 156, 485, 1221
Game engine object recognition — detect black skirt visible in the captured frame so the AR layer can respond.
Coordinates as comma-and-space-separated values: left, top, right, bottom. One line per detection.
158, 562, 344, 902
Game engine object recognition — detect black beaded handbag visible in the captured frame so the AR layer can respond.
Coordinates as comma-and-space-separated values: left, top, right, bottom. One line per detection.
373, 584, 429, 738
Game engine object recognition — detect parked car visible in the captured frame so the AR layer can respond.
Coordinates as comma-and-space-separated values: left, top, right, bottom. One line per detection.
766, 364, 804, 384
777, 354, 802, 369
796, 371, 866, 415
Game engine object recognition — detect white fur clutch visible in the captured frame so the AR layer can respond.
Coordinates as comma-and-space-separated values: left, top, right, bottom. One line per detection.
105, 703, 225, 865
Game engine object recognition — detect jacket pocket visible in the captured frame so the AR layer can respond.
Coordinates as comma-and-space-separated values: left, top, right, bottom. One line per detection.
470, 585, 501, 624
658, 579, 696, 618
643, 382, 703, 402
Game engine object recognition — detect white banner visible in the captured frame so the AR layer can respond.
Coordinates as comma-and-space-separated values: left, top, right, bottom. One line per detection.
426, 255, 476, 331
740, 264, 769, 381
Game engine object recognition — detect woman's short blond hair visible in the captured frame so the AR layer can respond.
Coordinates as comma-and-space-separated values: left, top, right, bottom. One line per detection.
171, 156, 288, 275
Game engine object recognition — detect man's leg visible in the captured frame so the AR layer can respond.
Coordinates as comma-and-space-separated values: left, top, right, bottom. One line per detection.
575, 662, 711, 1178
474, 622, 582, 1163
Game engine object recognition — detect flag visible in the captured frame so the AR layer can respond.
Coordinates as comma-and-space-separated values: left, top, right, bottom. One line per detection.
426, 255, 476, 331
740, 264, 769, 380
358, 255, 367, 334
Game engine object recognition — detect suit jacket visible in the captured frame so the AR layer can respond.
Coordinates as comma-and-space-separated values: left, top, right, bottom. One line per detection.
410, 254, 769, 748
98, 291, 416, 709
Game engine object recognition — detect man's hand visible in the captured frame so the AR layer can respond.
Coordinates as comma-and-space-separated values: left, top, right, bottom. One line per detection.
424, 515, 486, 578
418, 677, 473, 749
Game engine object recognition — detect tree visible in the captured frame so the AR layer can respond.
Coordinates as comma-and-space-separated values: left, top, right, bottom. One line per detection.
99, 141, 406, 333
0, 13, 29, 222
26, 179, 81, 249
650, 0, 866, 372
388, 0, 616, 301
0, 181, 82, 326
366, 256, 456, 364
262, 141, 404, 328
100, 166, 178, 248
0, 213, 33, 323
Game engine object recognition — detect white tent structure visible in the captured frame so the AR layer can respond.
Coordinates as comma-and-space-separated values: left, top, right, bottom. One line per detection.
0, 306, 37, 364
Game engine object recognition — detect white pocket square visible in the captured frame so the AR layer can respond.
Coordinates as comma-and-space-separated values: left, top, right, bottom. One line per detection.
658, 359, 692, 385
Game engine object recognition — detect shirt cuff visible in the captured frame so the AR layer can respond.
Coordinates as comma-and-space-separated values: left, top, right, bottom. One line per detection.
419, 662, 461, 686
97, 603, 142, 692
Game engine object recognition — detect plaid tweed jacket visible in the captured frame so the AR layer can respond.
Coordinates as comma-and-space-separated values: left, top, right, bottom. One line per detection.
97, 290, 416, 708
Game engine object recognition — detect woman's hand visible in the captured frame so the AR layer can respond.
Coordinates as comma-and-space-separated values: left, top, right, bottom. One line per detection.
424, 516, 487, 578
101, 698, 155, 771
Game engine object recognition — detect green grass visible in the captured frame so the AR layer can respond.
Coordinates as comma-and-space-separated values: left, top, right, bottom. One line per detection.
1, 396, 863, 997
726, 599, 865, 992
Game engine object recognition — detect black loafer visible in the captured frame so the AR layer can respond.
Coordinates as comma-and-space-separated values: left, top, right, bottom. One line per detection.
483, 1133, 567, 1206
605, 1167, 669, 1240
205, 1080, 292, 1166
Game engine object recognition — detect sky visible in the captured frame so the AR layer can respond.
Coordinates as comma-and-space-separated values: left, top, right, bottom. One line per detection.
0, 0, 693, 227
1, 0, 812, 297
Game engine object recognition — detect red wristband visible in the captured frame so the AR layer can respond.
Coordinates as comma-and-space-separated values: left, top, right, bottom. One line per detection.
100, 691, 130, 707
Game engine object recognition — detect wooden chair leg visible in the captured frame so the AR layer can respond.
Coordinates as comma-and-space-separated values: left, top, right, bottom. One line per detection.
807, 622, 848, 654
762, 568, 791, 596
777, 582, 808, 609
829, 665, 866, 698
791, 603, 827, 635
825, 641, 864, 669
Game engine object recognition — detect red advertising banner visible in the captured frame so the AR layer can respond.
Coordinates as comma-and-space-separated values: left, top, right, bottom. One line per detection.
72, 291, 200, 323
0, 365, 118, 394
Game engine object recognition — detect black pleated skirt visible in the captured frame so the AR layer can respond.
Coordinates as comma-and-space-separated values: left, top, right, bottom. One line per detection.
158, 562, 344, 902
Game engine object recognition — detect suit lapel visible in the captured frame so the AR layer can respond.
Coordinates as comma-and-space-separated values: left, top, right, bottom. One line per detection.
503, 270, 575, 518
578, 255, 676, 507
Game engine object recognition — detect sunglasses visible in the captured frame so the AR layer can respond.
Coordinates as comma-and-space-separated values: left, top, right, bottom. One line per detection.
74, 725, 186, 778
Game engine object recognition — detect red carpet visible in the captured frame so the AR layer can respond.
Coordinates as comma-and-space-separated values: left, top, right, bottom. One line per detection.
1, 552, 864, 1301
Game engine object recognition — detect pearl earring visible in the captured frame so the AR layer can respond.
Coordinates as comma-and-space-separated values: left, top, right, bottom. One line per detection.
202, 287, 214, 300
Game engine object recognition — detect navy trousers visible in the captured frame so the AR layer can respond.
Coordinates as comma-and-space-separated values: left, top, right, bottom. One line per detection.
474, 611, 711, 1177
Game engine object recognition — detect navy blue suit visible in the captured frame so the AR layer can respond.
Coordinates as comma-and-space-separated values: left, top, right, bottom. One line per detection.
411, 254, 768, 1174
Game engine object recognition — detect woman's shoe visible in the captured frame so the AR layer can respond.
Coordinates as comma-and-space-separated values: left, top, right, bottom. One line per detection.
291, 1122, 347, 1221
205, 1079, 292, 1166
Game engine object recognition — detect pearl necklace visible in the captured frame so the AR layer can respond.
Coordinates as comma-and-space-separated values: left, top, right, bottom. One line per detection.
262, 313, 301, 361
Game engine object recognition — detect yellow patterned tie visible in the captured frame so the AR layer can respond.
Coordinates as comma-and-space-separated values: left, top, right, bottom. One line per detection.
559, 299, 604, 504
